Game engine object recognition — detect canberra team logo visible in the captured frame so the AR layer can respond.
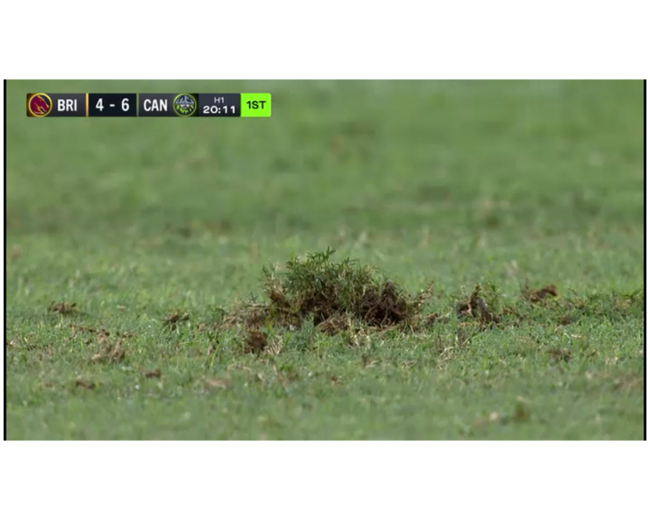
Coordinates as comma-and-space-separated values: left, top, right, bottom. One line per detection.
27, 93, 53, 117
173, 94, 197, 117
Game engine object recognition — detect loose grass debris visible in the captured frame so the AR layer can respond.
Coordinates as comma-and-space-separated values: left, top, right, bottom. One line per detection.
143, 369, 162, 379
74, 377, 95, 390
548, 348, 572, 363
163, 310, 190, 330
456, 283, 502, 326
228, 248, 435, 335
215, 251, 643, 351
524, 284, 559, 303
48, 301, 79, 316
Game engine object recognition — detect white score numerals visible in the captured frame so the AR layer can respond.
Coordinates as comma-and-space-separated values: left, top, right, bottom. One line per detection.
203, 105, 236, 115
95, 98, 130, 112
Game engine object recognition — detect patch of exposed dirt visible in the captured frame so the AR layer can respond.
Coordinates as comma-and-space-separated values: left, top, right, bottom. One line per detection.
245, 330, 268, 354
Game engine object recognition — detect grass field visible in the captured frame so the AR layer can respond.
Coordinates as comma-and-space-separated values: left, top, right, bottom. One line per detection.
5, 80, 644, 440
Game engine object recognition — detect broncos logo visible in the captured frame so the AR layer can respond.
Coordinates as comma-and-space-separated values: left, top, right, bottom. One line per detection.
30, 94, 51, 115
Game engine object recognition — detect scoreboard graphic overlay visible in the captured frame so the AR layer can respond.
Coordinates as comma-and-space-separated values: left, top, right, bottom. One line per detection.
26, 93, 272, 118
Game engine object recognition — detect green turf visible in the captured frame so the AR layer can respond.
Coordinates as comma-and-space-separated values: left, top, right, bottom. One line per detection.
5, 80, 644, 439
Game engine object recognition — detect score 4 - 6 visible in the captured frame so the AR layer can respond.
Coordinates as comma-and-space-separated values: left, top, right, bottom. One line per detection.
89, 94, 137, 117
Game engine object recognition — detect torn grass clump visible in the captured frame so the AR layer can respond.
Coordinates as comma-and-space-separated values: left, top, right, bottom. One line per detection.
456, 283, 502, 325
230, 248, 434, 331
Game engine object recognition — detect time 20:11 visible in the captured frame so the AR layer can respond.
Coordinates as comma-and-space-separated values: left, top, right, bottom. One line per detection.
202, 105, 237, 115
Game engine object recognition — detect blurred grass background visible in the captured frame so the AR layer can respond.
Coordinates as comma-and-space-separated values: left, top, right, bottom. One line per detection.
5, 80, 644, 439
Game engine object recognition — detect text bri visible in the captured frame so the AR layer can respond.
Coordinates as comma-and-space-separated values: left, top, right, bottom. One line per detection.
58, 99, 77, 111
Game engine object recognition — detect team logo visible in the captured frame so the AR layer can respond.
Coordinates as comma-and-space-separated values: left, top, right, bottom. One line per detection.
27, 93, 53, 117
173, 94, 197, 117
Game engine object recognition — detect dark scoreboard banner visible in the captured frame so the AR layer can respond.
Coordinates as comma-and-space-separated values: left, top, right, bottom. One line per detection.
26, 93, 272, 118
